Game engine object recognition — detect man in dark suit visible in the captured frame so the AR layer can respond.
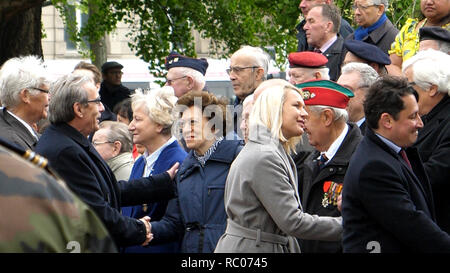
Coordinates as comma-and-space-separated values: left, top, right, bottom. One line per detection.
0, 56, 50, 150
35, 74, 179, 248
342, 76, 450, 252
296, 80, 362, 253
303, 4, 345, 81
403, 49, 450, 233
337, 62, 378, 135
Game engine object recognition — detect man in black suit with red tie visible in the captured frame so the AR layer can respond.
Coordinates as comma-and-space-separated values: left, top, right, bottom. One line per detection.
342, 76, 450, 252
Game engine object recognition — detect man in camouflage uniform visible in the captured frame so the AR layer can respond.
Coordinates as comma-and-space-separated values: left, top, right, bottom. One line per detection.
0, 137, 117, 253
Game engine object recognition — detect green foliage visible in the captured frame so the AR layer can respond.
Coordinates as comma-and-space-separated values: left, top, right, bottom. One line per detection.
52, 0, 422, 75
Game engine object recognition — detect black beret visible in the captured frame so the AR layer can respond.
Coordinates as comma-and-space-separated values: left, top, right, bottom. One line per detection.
165, 51, 209, 76
101, 61, 123, 73
419, 27, 450, 43
344, 40, 391, 65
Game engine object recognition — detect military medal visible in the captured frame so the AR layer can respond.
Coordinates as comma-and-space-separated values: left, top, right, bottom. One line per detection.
322, 181, 343, 208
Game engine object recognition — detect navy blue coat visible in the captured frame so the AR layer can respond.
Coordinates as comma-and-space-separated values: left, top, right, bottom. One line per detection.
35, 123, 176, 247
122, 140, 187, 253
342, 128, 450, 252
150, 139, 243, 253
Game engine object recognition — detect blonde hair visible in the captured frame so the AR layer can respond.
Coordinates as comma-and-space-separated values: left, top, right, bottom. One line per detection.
249, 82, 303, 154
131, 86, 178, 135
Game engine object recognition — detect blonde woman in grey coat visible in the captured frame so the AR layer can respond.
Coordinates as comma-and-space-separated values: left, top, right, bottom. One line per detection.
215, 80, 342, 253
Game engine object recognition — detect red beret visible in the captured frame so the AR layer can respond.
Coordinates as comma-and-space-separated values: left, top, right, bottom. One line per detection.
295, 80, 354, 109
288, 51, 328, 68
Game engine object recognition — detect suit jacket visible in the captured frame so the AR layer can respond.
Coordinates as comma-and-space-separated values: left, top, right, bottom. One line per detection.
309, 36, 345, 81
0, 108, 37, 150
342, 127, 450, 252
346, 18, 399, 54
35, 123, 176, 247
413, 95, 450, 233
298, 123, 362, 253
215, 125, 342, 253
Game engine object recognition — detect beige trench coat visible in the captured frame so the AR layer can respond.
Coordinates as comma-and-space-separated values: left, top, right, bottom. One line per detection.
215, 125, 342, 253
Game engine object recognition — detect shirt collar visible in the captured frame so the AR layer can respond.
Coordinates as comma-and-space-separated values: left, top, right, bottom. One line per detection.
320, 124, 349, 164
356, 117, 366, 128
319, 35, 338, 53
143, 136, 177, 175
375, 133, 401, 154
6, 110, 39, 140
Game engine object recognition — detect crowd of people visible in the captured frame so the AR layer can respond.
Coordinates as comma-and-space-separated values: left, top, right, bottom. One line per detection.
0, 0, 449, 253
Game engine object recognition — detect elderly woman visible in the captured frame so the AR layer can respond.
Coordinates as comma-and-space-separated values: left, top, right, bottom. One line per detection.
149, 91, 243, 253
122, 86, 187, 253
389, 0, 450, 75
92, 121, 134, 181
402, 49, 450, 233
214, 80, 342, 253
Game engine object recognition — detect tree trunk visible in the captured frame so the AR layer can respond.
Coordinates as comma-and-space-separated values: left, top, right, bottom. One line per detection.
88, 1, 107, 71
0, 0, 45, 66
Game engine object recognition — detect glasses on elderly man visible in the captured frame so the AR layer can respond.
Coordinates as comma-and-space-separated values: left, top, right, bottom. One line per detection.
226, 66, 259, 75
351, 4, 379, 11
29, 87, 49, 94
83, 97, 103, 105
166, 75, 187, 85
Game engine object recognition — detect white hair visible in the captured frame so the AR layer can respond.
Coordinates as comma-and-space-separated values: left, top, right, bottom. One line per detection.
372, 0, 389, 8
232, 45, 271, 79
0, 55, 49, 108
402, 49, 450, 94
175, 66, 206, 88
307, 105, 349, 122
341, 62, 379, 89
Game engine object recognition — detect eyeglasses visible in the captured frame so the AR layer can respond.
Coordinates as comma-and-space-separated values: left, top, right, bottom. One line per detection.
29, 87, 49, 94
352, 4, 379, 11
92, 141, 113, 146
166, 75, 187, 85
108, 71, 123, 76
226, 66, 259, 75
83, 97, 103, 105
408, 82, 417, 86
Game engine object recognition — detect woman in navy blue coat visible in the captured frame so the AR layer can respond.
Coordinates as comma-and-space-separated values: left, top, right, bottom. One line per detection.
149, 91, 243, 253
122, 87, 187, 253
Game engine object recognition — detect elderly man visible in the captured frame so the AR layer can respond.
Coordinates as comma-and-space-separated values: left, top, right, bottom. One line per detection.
342, 76, 450, 252
419, 27, 450, 53
288, 51, 330, 85
403, 50, 450, 234
35, 74, 179, 248
296, 0, 353, 52
346, 0, 398, 54
164, 51, 209, 98
99, 61, 132, 113
303, 4, 345, 81
337, 62, 379, 134
343, 39, 391, 76
0, 56, 49, 150
296, 80, 361, 253
228, 45, 270, 134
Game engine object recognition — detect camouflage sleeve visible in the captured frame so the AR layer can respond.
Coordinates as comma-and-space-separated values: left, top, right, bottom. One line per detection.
0, 146, 117, 253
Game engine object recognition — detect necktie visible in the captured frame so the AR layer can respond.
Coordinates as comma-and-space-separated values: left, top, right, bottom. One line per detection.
399, 149, 412, 169
318, 153, 328, 169
314, 48, 322, 53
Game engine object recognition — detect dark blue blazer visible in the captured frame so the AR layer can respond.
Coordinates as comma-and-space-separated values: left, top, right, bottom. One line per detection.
35, 123, 176, 248
122, 140, 187, 253
342, 128, 450, 252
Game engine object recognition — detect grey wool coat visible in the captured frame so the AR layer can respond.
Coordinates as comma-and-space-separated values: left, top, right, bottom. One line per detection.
215, 125, 342, 253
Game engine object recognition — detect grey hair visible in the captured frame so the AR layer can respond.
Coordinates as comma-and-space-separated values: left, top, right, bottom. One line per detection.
175, 66, 206, 87
372, 0, 389, 8
402, 49, 450, 94
49, 74, 94, 124
0, 55, 49, 108
308, 105, 348, 122
341, 62, 379, 90
232, 45, 271, 79
99, 121, 133, 153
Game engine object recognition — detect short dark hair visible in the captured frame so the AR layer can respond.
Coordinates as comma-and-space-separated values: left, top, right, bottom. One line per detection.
113, 98, 133, 122
364, 76, 415, 130
316, 4, 341, 34
73, 61, 102, 85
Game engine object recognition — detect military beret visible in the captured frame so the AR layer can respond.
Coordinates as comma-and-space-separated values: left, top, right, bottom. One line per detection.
288, 51, 328, 68
344, 40, 391, 65
165, 51, 209, 76
101, 61, 124, 73
295, 79, 354, 109
419, 27, 450, 43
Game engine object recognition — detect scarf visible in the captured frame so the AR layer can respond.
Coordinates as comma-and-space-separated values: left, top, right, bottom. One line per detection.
354, 13, 387, 41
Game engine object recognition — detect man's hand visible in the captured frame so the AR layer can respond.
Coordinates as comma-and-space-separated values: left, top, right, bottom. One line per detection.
337, 193, 342, 212
166, 162, 180, 180
139, 216, 153, 246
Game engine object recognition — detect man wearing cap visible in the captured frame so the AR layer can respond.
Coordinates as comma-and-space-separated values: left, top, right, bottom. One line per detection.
342, 76, 450, 252
343, 39, 391, 76
419, 26, 450, 54
303, 4, 346, 81
164, 52, 209, 98
99, 61, 132, 113
296, 79, 362, 253
337, 62, 379, 134
296, 0, 354, 52
346, 0, 398, 54
288, 51, 330, 85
